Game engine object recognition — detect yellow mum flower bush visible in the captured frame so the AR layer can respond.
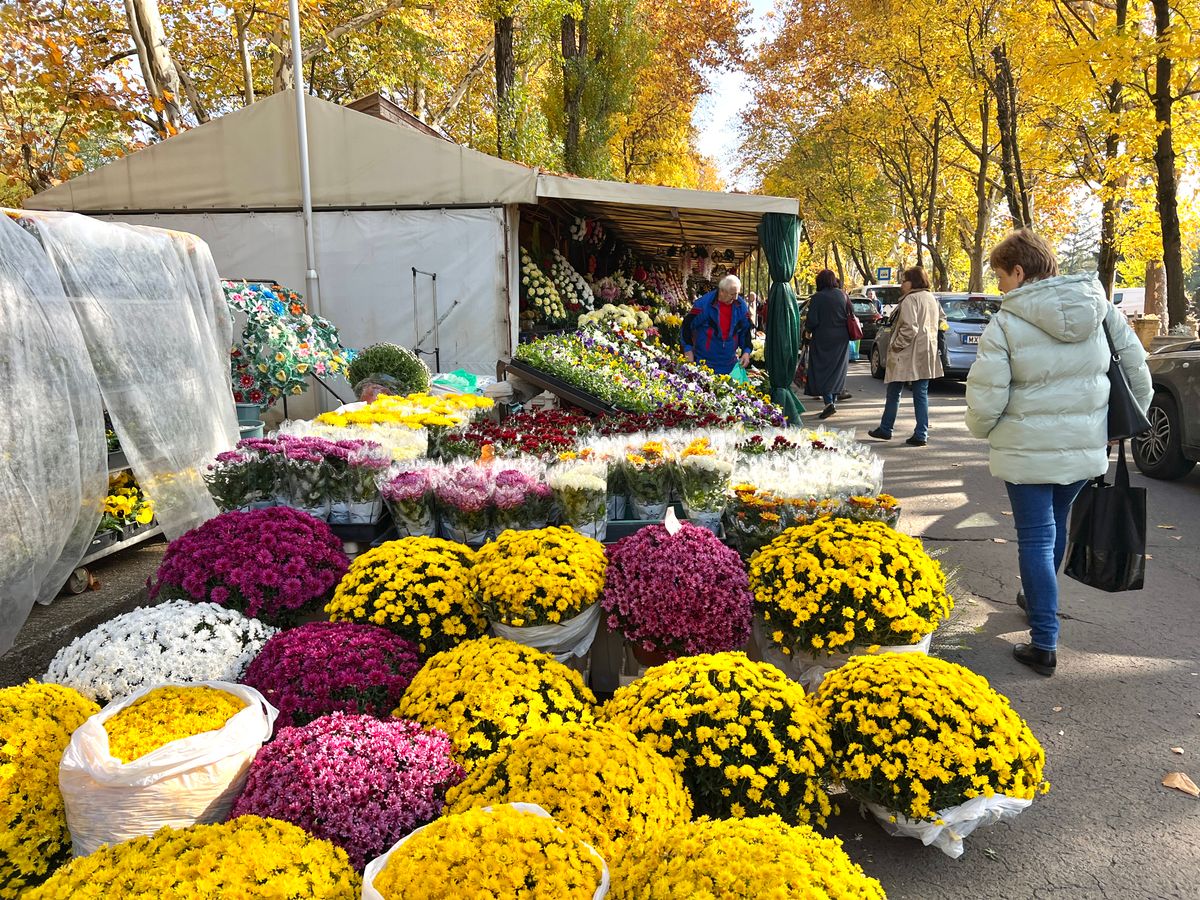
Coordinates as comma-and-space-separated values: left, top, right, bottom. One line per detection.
599, 652, 833, 826
393, 637, 596, 770
472, 526, 607, 627
0, 682, 99, 899
368, 804, 605, 899
610, 815, 887, 900
25, 816, 360, 899
103, 685, 247, 763
445, 722, 693, 859
326, 536, 486, 656
817, 654, 1049, 825
317, 391, 492, 430
749, 518, 952, 658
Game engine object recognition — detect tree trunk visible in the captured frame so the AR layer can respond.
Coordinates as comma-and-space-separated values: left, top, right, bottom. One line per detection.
126, 0, 185, 130
831, 241, 845, 286
494, 16, 516, 158
561, 10, 588, 173
991, 44, 1032, 228
1096, 0, 1128, 300
235, 8, 256, 105
967, 100, 992, 292
1151, 0, 1187, 327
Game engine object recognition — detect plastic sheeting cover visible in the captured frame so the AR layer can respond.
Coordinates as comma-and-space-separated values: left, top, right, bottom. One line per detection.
18, 211, 238, 547
0, 215, 106, 654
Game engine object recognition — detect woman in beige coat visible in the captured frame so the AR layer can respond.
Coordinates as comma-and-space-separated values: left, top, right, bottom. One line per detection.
868, 267, 946, 446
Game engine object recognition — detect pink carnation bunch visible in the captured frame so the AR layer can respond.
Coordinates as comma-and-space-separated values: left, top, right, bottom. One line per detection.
240, 621, 420, 727
603, 523, 752, 659
230, 713, 464, 868
148, 506, 349, 627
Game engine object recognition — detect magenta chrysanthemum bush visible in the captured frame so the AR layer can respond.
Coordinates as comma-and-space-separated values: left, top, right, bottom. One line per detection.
229, 713, 464, 869
148, 507, 349, 627
603, 523, 752, 659
240, 622, 421, 728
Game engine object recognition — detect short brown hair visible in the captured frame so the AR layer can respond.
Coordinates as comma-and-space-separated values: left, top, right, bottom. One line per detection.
989, 229, 1059, 281
901, 266, 931, 290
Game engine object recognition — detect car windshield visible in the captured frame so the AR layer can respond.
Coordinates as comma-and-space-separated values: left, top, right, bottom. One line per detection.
852, 301, 875, 317
942, 297, 1001, 323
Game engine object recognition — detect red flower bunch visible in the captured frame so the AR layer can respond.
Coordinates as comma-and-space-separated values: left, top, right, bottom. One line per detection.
148, 507, 349, 627
240, 622, 421, 728
446, 409, 596, 460
596, 405, 740, 436
603, 523, 752, 659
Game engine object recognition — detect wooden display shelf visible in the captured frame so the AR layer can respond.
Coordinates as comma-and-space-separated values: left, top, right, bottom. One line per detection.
497, 357, 618, 416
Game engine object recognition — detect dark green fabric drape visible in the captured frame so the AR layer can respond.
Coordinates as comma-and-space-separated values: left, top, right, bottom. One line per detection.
757, 213, 804, 423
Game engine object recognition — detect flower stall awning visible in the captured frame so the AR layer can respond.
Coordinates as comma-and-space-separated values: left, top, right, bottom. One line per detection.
535, 174, 798, 263
26, 91, 540, 212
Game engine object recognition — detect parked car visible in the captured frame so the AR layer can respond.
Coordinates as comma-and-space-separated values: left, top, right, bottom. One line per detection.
870, 292, 1002, 380
1112, 286, 1146, 318
849, 284, 904, 313
794, 296, 884, 358
1132, 339, 1200, 479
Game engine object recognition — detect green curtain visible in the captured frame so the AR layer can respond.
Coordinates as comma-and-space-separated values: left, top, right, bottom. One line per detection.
757, 213, 804, 423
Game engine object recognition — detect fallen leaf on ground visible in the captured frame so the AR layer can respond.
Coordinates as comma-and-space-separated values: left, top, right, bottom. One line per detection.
992, 538, 1009, 544
1052, 706, 1063, 712
1171, 536, 1182, 541
1156, 524, 1176, 530
1146, 555, 1153, 560
1058, 730, 1065, 736
1162, 772, 1200, 797
1001, 512, 1012, 516
1171, 747, 1185, 755
983, 848, 997, 860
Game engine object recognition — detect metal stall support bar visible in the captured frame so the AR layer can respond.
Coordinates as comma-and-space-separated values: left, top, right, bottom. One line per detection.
412, 268, 440, 373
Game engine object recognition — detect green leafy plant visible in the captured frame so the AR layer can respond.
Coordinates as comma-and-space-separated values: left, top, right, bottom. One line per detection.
347, 343, 431, 398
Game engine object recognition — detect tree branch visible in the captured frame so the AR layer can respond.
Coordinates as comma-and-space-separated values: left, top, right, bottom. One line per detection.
300, 0, 433, 64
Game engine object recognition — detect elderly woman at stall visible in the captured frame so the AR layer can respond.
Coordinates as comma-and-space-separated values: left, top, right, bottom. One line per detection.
803, 269, 851, 419
681, 274, 754, 377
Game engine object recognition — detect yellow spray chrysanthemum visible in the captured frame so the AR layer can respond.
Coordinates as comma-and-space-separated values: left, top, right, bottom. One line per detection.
326, 536, 485, 656
372, 805, 603, 899
611, 815, 887, 899
600, 652, 833, 826
749, 518, 952, 657
0, 682, 99, 898
25, 816, 360, 899
472, 526, 606, 627
104, 686, 246, 763
316, 392, 491, 430
393, 637, 595, 771
818, 654, 1049, 822
446, 723, 692, 859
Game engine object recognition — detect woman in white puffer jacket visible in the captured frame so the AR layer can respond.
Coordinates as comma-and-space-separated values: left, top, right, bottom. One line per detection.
966, 229, 1151, 677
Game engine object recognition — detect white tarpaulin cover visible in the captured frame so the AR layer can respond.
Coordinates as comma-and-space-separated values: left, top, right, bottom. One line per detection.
92, 208, 513, 398
0, 215, 105, 654
0, 211, 238, 652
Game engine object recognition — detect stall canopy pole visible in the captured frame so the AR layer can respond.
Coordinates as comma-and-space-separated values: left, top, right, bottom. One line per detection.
288, 0, 321, 315
758, 213, 805, 424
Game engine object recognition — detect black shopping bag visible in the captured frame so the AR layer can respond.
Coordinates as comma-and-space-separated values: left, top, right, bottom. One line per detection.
1064, 442, 1147, 592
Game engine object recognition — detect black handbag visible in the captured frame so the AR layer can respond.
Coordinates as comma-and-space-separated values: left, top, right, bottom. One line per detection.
1103, 319, 1151, 440
1064, 441, 1147, 592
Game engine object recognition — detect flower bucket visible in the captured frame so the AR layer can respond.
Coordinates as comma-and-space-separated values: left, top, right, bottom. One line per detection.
392, 508, 437, 538
490, 603, 602, 663
238, 420, 265, 440
684, 507, 723, 535
235, 403, 263, 425
289, 500, 331, 522
573, 517, 608, 541
607, 494, 628, 521
752, 618, 932, 692
630, 498, 668, 520
864, 794, 1032, 859
442, 521, 490, 547
330, 496, 384, 525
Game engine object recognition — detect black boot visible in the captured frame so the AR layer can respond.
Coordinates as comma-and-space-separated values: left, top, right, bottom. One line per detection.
819, 404, 837, 419
1013, 643, 1056, 676
1016, 590, 1026, 610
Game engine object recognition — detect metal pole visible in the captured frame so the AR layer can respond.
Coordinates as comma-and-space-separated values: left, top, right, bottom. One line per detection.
288, 0, 321, 316
412, 267, 420, 348
430, 273, 440, 373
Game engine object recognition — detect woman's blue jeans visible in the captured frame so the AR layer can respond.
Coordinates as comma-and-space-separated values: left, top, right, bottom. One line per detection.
877, 380, 930, 440
1004, 480, 1088, 651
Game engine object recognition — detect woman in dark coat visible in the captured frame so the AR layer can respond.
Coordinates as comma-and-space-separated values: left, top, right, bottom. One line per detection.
804, 269, 850, 419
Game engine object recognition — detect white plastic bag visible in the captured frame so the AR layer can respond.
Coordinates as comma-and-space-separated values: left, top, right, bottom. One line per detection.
753, 618, 932, 692
491, 603, 602, 662
865, 793, 1033, 859
362, 803, 609, 900
59, 681, 277, 856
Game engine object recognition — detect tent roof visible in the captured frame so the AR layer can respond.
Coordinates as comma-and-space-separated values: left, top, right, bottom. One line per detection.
27, 91, 797, 259
537, 174, 796, 259
27, 91, 538, 211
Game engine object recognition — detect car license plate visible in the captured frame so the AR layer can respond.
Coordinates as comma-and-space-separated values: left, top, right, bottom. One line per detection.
964, 334, 980, 345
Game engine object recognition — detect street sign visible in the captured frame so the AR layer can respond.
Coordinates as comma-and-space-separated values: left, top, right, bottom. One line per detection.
876, 266, 893, 282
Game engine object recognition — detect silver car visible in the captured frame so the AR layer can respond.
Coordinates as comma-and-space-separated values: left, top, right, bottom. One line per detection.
871, 293, 1002, 380
1132, 339, 1200, 479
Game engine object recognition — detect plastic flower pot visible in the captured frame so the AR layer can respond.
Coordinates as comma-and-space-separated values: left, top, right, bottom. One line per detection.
238, 421, 265, 440
607, 494, 628, 521
235, 403, 263, 425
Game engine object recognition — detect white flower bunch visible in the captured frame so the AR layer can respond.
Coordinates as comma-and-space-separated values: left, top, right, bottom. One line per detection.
520, 248, 566, 324
277, 418, 428, 461
548, 462, 607, 494
43, 600, 277, 702
549, 249, 593, 312
578, 303, 653, 332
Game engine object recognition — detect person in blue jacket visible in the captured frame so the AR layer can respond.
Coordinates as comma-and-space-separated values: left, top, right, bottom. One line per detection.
681, 274, 754, 376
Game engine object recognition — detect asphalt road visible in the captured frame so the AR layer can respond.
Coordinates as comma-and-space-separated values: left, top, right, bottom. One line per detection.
810, 361, 1200, 900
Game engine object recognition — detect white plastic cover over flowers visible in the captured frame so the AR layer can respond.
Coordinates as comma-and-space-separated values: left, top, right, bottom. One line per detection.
362, 803, 610, 900
0, 214, 105, 653
0, 211, 238, 653
59, 681, 278, 857
866, 793, 1033, 859
490, 603, 603, 662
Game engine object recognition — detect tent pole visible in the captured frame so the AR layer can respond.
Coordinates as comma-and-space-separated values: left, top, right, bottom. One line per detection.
288, 0, 321, 316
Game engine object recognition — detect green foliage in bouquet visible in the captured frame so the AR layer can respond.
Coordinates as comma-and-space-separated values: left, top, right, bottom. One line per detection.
347, 343, 432, 398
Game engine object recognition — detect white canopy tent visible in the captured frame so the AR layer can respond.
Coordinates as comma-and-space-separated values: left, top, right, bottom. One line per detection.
28, 91, 797, 413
